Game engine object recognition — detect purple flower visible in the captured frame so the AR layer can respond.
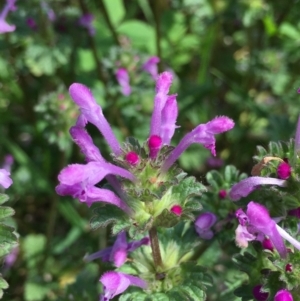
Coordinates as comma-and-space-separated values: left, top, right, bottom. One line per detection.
55, 162, 135, 211
195, 212, 217, 240
85, 231, 149, 267
229, 176, 287, 201
142, 56, 160, 80
274, 289, 293, 301
78, 13, 95, 36
161, 116, 234, 172
235, 201, 287, 258
69, 83, 122, 156
115, 68, 131, 96
150, 72, 173, 138
0, 0, 16, 34
0, 168, 13, 189
99, 271, 147, 301
160, 94, 178, 145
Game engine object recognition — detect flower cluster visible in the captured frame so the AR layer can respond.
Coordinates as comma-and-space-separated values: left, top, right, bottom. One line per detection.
56, 71, 234, 299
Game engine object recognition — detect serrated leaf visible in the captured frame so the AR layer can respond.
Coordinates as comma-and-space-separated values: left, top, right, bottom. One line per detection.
0, 194, 9, 205
0, 223, 17, 244
0, 206, 15, 220
90, 204, 129, 230
172, 177, 206, 202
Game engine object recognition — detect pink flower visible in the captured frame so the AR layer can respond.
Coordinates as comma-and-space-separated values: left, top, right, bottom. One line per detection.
99, 271, 147, 301
115, 68, 131, 96
0, 0, 16, 34
142, 56, 160, 80
195, 212, 217, 240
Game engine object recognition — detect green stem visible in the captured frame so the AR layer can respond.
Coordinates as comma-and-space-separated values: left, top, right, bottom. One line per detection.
78, 0, 108, 87
98, 0, 121, 46
152, 0, 163, 72
149, 227, 163, 269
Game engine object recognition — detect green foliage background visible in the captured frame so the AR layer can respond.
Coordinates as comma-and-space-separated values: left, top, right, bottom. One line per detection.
0, 0, 300, 300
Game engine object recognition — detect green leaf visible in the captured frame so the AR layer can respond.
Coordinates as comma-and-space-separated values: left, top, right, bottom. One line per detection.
0, 206, 15, 220
24, 282, 51, 301
103, 0, 125, 26
117, 21, 156, 52
90, 204, 129, 230
0, 275, 9, 299
0, 194, 9, 205
0, 223, 17, 245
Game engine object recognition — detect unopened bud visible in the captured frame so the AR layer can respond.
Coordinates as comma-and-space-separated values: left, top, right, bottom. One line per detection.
170, 205, 182, 216
277, 162, 291, 180
285, 263, 293, 272
148, 135, 162, 159
262, 238, 274, 251
218, 190, 227, 199
125, 152, 139, 165
252, 285, 269, 301
274, 289, 293, 301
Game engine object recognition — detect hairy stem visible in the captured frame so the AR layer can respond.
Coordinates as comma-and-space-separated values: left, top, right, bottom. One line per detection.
149, 227, 163, 269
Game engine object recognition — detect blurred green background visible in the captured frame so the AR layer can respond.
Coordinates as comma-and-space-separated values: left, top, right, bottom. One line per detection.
1, 0, 300, 300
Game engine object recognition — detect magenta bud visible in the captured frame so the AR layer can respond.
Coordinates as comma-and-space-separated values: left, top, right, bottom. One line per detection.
262, 238, 274, 251
285, 263, 293, 272
148, 135, 162, 159
170, 205, 182, 216
218, 190, 227, 199
274, 289, 293, 301
252, 285, 269, 301
277, 162, 291, 180
125, 152, 139, 165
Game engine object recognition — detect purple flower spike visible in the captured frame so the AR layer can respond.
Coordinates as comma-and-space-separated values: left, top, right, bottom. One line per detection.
274, 289, 293, 301
0, 168, 13, 189
69, 83, 122, 156
99, 271, 147, 301
85, 231, 149, 267
161, 116, 234, 172
116, 68, 131, 96
246, 202, 287, 258
142, 56, 160, 80
0, 0, 16, 34
150, 72, 173, 137
230, 176, 287, 201
160, 94, 178, 145
195, 212, 217, 240
70, 126, 104, 163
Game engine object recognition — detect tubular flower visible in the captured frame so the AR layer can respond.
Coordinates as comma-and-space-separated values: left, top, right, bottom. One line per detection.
85, 231, 149, 267
0, 168, 12, 189
142, 56, 160, 80
161, 116, 234, 172
195, 212, 217, 240
55, 162, 134, 211
116, 68, 131, 96
229, 176, 287, 201
0, 0, 16, 34
99, 271, 147, 301
234, 201, 300, 258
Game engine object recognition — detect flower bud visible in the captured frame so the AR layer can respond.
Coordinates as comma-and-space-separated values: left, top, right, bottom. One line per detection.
252, 285, 269, 301
170, 205, 182, 216
277, 162, 291, 180
218, 190, 227, 199
285, 263, 293, 272
148, 135, 162, 159
125, 152, 139, 166
262, 238, 274, 251
274, 289, 293, 301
